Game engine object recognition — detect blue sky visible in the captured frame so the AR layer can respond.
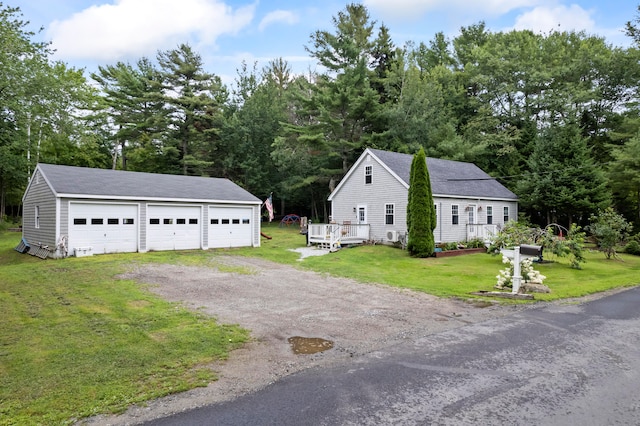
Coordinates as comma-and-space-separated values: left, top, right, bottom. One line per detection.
16, 0, 638, 84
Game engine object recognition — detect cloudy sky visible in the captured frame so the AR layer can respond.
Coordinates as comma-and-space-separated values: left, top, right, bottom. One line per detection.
17, 0, 637, 83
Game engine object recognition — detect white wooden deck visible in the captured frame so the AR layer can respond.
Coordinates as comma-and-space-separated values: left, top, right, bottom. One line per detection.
307, 223, 370, 251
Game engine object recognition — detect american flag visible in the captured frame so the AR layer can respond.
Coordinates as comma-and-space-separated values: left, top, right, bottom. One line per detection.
265, 194, 274, 222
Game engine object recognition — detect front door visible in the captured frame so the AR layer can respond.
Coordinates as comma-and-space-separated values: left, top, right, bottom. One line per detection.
467, 204, 477, 239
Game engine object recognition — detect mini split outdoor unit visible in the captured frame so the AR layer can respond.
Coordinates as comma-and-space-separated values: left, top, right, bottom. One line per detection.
386, 230, 398, 242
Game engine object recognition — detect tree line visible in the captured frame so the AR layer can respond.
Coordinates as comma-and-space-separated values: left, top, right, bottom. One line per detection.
2, 3, 640, 230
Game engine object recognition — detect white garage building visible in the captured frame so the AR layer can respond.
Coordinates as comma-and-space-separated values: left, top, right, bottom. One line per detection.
21, 163, 263, 258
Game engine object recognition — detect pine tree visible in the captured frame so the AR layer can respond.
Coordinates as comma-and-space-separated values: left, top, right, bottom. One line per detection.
516, 122, 610, 226
407, 148, 436, 257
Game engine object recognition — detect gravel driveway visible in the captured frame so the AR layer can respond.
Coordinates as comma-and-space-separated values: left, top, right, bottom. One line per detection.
84, 255, 523, 425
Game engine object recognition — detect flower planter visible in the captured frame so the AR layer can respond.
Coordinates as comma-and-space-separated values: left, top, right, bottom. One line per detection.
434, 247, 486, 257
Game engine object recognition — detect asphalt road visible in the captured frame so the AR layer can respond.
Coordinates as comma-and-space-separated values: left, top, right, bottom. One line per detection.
146, 287, 640, 426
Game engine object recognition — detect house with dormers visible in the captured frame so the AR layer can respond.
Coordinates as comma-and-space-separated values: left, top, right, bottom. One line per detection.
320, 148, 518, 246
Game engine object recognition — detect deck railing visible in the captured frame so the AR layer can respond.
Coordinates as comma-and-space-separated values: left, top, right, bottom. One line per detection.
467, 224, 497, 241
307, 223, 370, 248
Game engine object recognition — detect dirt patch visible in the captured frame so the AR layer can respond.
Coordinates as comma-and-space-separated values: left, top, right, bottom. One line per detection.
83, 256, 525, 425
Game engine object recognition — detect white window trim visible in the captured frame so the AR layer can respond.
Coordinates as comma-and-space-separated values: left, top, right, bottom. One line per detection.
385, 203, 395, 225
364, 165, 372, 184
486, 205, 493, 225
451, 204, 459, 225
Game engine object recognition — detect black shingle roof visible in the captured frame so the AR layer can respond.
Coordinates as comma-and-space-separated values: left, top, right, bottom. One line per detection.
37, 163, 261, 203
369, 149, 517, 200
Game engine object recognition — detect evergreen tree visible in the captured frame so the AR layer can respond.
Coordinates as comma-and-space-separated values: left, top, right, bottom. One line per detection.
517, 123, 610, 226
609, 132, 640, 225
91, 58, 166, 171
304, 3, 383, 175
157, 44, 227, 176
406, 152, 417, 234
407, 148, 436, 257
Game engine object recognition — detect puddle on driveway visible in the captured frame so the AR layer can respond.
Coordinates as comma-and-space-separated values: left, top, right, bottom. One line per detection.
288, 336, 334, 355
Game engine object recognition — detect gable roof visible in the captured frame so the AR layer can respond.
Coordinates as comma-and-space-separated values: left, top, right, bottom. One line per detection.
329, 148, 517, 201
33, 163, 261, 204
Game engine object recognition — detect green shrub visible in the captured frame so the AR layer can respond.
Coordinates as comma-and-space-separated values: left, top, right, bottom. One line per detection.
443, 242, 458, 251
587, 208, 633, 259
466, 238, 486, 249
625, 240, 640, 256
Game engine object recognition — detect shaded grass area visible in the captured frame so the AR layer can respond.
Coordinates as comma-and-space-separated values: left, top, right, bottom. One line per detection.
0, 233, 248, 425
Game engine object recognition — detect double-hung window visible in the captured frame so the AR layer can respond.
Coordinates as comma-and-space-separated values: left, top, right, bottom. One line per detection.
385, 204, 394, 225
451, 205, 459, 225
486, 206, 493, 225
503, 206, 510, 223
365, 165, 372, 184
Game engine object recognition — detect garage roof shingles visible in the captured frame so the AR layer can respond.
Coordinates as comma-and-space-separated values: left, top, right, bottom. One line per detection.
38, 163, 261, 203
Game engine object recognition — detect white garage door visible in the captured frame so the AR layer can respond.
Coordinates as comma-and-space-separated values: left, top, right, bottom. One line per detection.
209, 207, 253, 248
147, 205, 201, 251
69, 203, 138, 254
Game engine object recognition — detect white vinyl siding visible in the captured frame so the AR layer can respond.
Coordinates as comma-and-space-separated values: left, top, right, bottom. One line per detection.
329, 153, 407, 240
329, 149, 522, 244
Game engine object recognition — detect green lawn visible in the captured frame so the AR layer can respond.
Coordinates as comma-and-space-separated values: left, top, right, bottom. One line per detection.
1, 224, 639, 424
0, 233, 248, 425
239, 224, 640, 301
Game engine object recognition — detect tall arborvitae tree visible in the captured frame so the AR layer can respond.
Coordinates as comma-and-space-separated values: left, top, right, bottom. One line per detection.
407, 148, 435, 257
406, 152, 417, 234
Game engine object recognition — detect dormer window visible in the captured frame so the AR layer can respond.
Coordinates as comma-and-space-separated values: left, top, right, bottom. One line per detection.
365, 165, 372, 184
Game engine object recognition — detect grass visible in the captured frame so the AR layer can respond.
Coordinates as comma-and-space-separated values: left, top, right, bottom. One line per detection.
0, 233, 248, 425
239, 223, 640, 302
2, 222, 639, 424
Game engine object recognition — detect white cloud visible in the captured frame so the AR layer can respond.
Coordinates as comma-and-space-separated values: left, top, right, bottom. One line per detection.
47, 0, 256, 61
513, 4, 595, 33
258, 10, 299, 31
363, 0, 539, 20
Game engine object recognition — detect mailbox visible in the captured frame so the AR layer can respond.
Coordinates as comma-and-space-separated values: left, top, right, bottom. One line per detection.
520, 244, 542, 258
